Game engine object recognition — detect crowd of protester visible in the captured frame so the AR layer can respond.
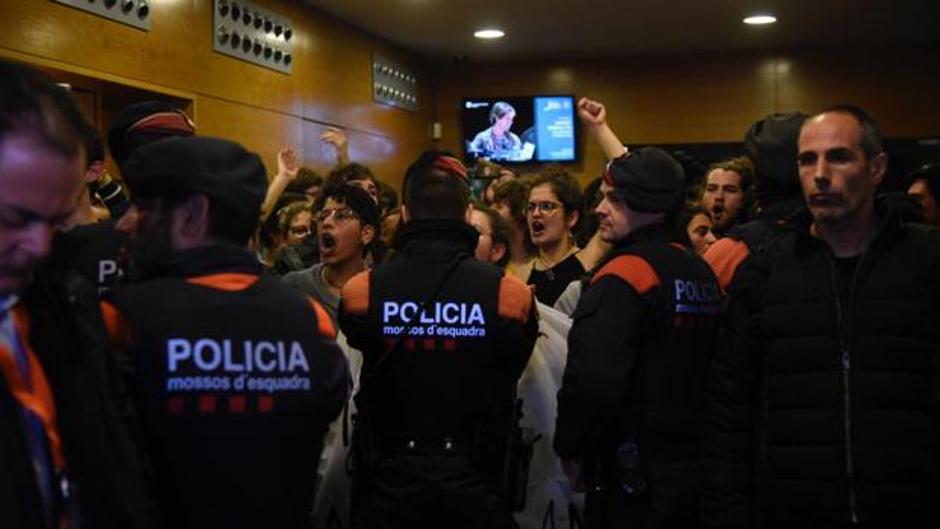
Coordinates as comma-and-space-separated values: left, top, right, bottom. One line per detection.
2, 57, 939, 529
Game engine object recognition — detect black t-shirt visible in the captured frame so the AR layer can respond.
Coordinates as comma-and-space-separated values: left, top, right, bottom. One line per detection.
834, 255, 861, 312
528, 252, 586, 306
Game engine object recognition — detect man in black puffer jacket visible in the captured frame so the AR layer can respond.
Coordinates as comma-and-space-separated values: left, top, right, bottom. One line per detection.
703, 106, 940, 529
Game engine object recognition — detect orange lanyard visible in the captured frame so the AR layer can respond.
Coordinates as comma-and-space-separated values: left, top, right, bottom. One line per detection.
0, 303, 66, 469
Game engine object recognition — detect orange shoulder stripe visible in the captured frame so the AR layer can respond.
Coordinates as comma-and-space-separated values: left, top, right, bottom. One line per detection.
341, 271, 370, 316
703, 238, 750, 292
100, 300, 134, 350
307, 297, 337, 340
498, 275, 534, 323
186, 273, 259, 291
591, 255, 660, 294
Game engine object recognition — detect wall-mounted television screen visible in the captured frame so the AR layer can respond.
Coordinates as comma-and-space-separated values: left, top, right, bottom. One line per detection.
462, 95, 577, 164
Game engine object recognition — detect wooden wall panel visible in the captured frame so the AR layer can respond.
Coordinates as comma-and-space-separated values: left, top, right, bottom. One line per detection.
301, 121, 431, 188
774, 47, 940, 136
0, 0, 435, 189
196, 97, 303, 177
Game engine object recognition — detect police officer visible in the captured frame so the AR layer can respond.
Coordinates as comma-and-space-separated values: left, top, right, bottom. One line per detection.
554, 148, 721, 528
100, 136, 349, 529
339, 151, 538, 529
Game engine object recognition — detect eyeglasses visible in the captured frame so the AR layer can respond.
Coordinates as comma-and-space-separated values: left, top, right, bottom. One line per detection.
526, 200, 563, 215
289, 225, 312, 237
316, 207, 359, 224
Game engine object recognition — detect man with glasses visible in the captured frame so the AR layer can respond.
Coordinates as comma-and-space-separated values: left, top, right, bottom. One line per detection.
100, 135, 349, 529
283, 183, 380, 326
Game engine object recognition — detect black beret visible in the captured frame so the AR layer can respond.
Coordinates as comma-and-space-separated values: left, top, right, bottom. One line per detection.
122, 136, 267, 219
603, 147, 685, 213
744, 112, 807, 191
107, 100, 195, 167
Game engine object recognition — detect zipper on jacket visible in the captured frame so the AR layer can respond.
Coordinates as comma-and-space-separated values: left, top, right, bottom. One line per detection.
827, 251, 865, 526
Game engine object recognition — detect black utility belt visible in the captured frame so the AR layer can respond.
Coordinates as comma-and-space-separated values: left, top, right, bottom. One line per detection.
375, 435, 472, 456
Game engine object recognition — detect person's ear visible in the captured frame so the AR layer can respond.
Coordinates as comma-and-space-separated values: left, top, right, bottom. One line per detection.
465, 202, 475, 224
361, 224, 376, 248
400, 204, 411, 224
490, 242, 507, 265
175, 194, 211, 244
565, 209, 580, 231
870, 152, 888, 186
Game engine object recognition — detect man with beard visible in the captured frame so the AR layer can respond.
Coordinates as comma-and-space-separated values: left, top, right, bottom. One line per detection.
703, 112, 807, 290
556, 98, 721, 529
700, 157, 753, 235
100, 136, 349, 529
0, 59, 153, 529
339, 150, 537, 529
703, 107, 940, 528
283, 183, 380, 326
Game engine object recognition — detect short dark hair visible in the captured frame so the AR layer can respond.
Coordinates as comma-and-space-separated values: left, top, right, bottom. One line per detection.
813, 105, 884, 160
528, 166, 585, 233
402, 150, 470, 221
327, 162, 377, 187
315, 182, 381, 253
908, 163, 940, 201
474, 203, 511, 268
493, 178, 529, 228
377, 179, 399, 213
0, 59, 86, 162
575, 177, 604, 247
286, 167, 322, 195
670, 202, 710, 249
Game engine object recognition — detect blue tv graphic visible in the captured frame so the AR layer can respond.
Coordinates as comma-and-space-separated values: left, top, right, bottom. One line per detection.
534, 97, 575, 161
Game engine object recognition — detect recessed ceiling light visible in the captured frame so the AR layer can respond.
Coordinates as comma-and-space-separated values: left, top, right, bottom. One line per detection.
743, 15, 777, 25
474, 29, 505, 39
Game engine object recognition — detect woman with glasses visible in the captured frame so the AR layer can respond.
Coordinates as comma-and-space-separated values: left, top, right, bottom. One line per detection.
279, 201, 314, 246
524, 169, 587, 306
270, 201, 318, 275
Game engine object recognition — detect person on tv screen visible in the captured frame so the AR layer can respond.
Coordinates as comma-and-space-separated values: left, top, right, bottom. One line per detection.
468, 101, 523, 161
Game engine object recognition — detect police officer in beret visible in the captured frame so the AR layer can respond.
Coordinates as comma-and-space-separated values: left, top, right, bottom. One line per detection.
339, 150, 538, 529
101, 136, 349, 529
554, 139, 721, 527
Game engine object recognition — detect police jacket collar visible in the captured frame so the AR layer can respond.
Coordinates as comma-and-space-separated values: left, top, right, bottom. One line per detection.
398, 218, 479, 261
151, 244, 263, 279
595, 223, 670, 270
612, 223, 670, 251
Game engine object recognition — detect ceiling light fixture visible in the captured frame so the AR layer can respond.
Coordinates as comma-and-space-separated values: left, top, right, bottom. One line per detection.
743, 15, 777, 25
474, 29, 505, 39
